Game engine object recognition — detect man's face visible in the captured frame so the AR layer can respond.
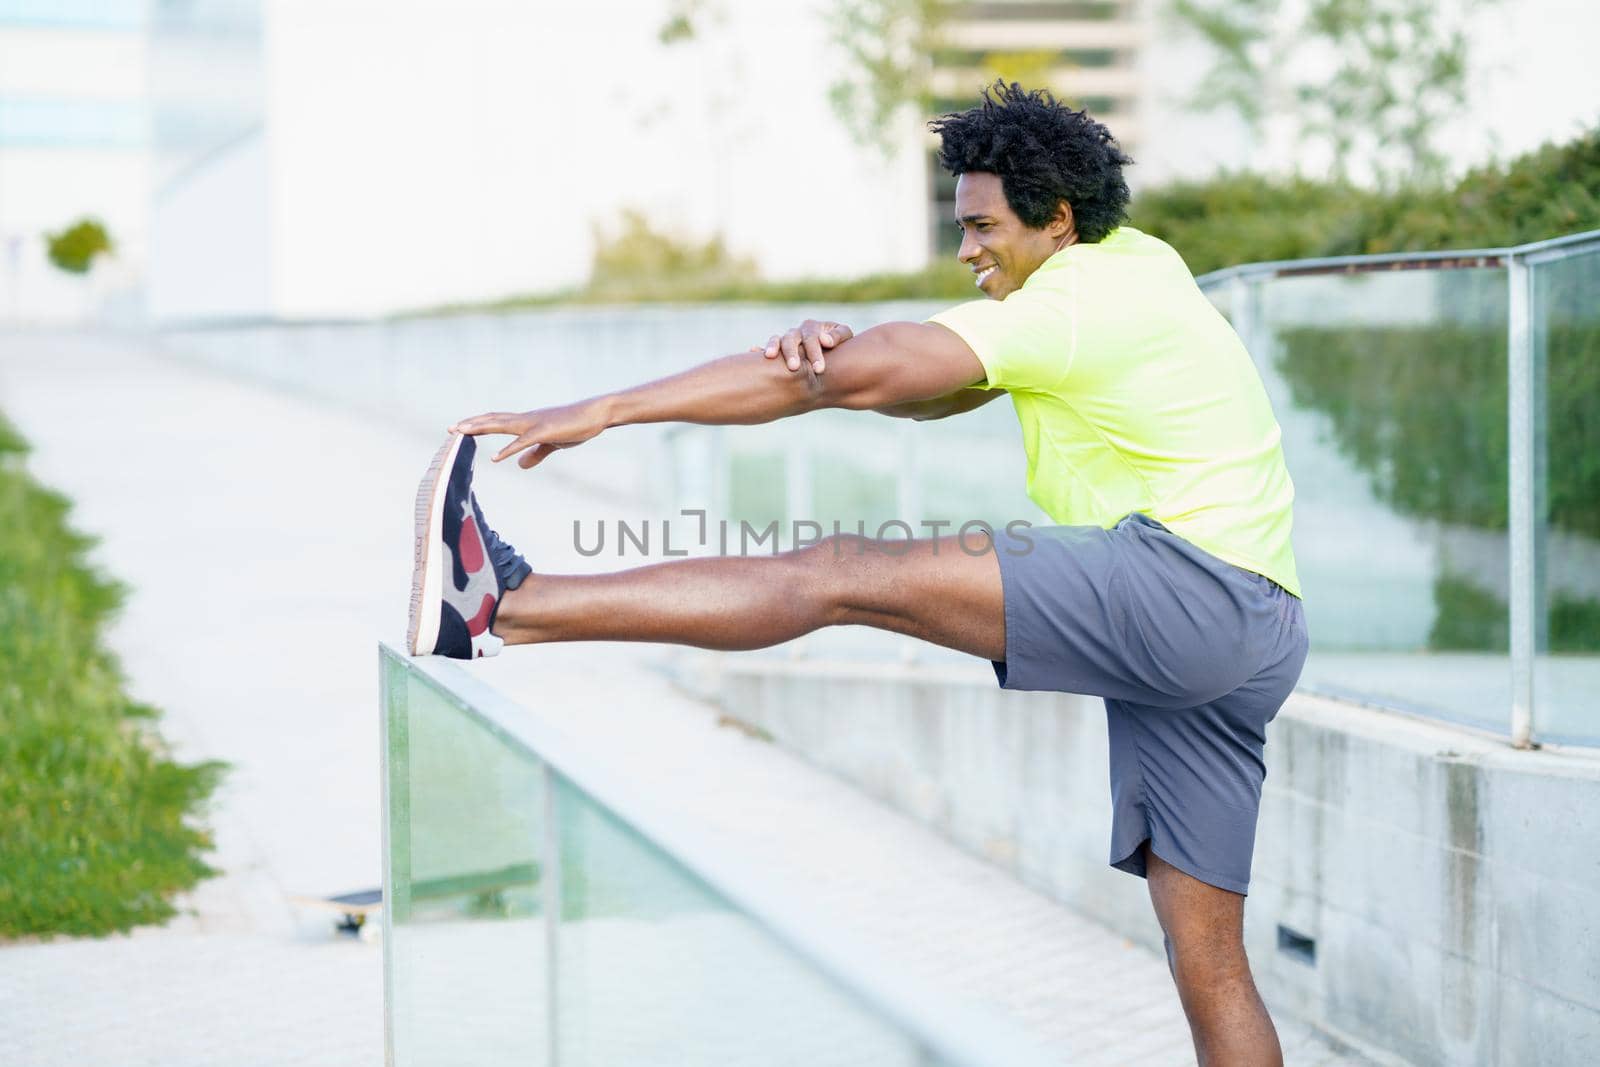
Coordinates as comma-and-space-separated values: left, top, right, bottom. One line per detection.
953, 171, 1076, 300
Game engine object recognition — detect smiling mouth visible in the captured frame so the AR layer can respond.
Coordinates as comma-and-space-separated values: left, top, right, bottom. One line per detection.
975, 266, 998, 286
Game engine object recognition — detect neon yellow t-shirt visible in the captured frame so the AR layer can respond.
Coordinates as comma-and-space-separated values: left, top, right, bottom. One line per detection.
927, 226, 1302, 597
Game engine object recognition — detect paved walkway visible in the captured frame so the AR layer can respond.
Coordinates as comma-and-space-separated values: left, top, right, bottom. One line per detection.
0, 331, 1377, 1065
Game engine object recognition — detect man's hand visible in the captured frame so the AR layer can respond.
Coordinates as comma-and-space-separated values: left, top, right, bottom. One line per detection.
751, 319, 853, 374
449, 398, 609, 470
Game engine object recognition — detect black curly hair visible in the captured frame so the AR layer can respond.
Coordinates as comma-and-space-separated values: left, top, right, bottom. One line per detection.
930, 81, 1133, 244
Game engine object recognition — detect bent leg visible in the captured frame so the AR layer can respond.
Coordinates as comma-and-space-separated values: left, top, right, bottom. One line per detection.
1144, 844, 1282, 1066
492, 533, 1006, 661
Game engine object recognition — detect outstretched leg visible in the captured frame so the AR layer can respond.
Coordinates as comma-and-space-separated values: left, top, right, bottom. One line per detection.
492, 533, 1006, 661
1144, 844, 1282, 1066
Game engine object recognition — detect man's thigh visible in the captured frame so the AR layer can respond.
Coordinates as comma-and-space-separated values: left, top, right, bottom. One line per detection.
809, 532, 1005, 662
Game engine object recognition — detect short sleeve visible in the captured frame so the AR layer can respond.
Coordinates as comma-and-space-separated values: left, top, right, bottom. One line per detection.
925, 289, 1074, 393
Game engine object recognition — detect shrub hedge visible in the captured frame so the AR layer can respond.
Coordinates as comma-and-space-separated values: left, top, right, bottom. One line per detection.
0, 417, 224, 938
1132, 124, 1600, 275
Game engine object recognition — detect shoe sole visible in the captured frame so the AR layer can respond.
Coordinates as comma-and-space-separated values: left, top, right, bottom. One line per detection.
408, 433, 464, 656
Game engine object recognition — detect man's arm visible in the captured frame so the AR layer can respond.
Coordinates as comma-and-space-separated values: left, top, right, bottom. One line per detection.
755, 317, 1002, 422
610, 321, 985, 425
451, 321, 986, 468
876, 386, 1004, 421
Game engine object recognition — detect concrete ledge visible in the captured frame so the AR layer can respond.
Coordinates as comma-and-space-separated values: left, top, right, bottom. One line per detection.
700, 654, 1600, 1066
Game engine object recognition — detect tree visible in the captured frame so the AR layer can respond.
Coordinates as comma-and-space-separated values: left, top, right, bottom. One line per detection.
45, 218, 114, 275
1169, 0, 1497, 184
825, 0, 959, 156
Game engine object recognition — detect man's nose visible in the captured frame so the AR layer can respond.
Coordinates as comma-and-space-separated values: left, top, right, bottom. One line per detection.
957, 232, 981, 263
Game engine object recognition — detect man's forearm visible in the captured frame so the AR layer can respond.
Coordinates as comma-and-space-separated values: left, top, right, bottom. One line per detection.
598, 351, 824, 430
598, 322, 983, 430
450, 322, 986, 467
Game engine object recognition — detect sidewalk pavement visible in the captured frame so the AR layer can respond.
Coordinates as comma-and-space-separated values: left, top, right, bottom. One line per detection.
0, 331, 1376, 1065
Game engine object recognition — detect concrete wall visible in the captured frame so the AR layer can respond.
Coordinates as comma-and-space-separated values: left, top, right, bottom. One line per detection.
700, 655, 1600, 1065
155, 300, 946, 508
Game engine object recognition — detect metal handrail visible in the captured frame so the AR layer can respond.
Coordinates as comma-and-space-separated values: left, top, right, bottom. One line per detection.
381, 643, 1062, 1067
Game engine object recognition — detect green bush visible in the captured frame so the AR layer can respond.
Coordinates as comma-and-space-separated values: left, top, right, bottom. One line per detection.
1130, 175, 1382, 275
1132, 124, 1600, 274
1275, 321, 1511, 532
585, 210, 760, 302
0, 416, 224, 938
1430, 574, 1509, 652
45, 218, 114, 275
1360, 125, 1600, 254
1430, 578, 1600, 654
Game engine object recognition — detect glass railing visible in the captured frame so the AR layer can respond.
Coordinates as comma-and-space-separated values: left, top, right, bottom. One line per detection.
1209, 256, 1515, 733
662, 231, 1600, 747
1525, 237, 1600, 746
1200, 232, 1600, 747
380, 643, 1060, 1066
662, 405, 1044, 666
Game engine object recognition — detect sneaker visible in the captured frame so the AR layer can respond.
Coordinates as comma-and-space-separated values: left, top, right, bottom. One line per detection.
409, 433, 532, 658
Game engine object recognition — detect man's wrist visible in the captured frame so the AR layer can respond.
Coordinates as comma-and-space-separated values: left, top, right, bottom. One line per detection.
590, 393, 623, 431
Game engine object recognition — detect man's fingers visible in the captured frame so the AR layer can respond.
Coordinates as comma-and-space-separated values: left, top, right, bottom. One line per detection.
517, 443, 559, 470
450, 413, 506, 435
491, 430, 541, 463
761, 320, 852, 374
779, 330, 804, 370
801, 331, 825, 371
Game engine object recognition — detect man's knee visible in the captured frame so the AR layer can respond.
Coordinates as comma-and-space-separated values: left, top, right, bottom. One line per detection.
791, 534, 865, 580
1169, 924, 1253, 985
1145, 847, 1252, 977
787, 535, 868, 617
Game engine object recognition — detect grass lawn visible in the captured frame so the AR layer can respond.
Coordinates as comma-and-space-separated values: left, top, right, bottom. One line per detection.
0, 414, 225, 939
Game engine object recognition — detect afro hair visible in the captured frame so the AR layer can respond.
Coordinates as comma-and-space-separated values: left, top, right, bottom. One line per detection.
930, 81, 1133, 244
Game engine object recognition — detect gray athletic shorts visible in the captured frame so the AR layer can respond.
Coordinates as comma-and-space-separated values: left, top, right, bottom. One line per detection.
991, 512, 1308, 895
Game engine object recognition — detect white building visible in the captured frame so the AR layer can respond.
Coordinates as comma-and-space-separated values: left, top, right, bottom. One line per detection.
137, 0, 1600, 323
149, 0, 928, 322
0, 1, 148, 323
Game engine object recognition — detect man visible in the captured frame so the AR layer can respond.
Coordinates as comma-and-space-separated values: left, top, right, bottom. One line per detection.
411, 82, 1305, 1065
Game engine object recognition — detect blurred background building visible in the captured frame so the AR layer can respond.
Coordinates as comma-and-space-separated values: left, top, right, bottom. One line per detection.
0, 0, 148, 322
927, 0, 1147, 255
147, 0, 265, 324
2, 0, 1597, 322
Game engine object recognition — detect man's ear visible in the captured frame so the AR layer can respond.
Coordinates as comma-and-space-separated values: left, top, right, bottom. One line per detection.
1049, 200, 1076, 238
